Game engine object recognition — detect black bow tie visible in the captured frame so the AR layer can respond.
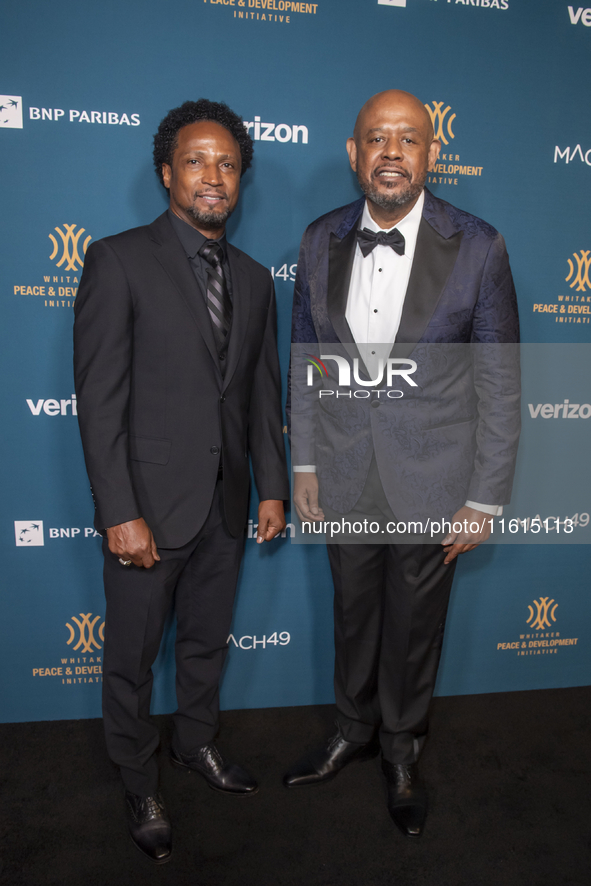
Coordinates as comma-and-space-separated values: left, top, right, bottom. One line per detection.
356, 226, 405, 258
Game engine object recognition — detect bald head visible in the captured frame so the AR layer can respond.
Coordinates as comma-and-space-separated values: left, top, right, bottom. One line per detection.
346, 89, 440, 228
353, 90, 434, 143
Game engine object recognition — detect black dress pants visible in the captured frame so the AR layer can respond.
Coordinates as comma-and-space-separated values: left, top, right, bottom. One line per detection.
101, 481, 245, 797
323, 458, 457, 764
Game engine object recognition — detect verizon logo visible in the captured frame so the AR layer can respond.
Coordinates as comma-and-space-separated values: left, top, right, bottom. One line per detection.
528, 401, 591, 419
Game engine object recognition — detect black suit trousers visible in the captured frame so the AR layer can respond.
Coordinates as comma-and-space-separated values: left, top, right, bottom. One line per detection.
101, 481, 244, 797
323, 459, 457, 764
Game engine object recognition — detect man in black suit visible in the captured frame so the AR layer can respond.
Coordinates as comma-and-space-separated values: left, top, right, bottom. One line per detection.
74, 99, 289, 864
284, 90, 520, 838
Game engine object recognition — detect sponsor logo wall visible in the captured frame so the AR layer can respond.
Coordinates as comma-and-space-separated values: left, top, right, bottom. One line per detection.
1, 0, 590, 723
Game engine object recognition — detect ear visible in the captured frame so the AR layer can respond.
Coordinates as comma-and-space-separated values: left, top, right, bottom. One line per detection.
161, 163, 172, 189
346, 137, 357, 172
427, 139, 441, 172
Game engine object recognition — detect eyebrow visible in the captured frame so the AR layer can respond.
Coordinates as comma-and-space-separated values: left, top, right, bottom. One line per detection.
366, 126, 421, 135
182, 150, 236, 160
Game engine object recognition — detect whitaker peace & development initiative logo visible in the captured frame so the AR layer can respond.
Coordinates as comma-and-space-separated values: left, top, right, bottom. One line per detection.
13, 222, 92, 310
527, 597, 558, 631
532, 248, 591, 326
201, 0, 320, 27
66, 613, 105, 653
566, 250, 591, 292
497, 596, 580, 658
424, 101, 484, 188
49, 224, 91, 272
32, 612, 104, 687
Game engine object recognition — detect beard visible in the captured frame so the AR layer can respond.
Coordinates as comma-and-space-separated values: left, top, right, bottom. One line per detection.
356, 168, 426, 213
185, 203, 233, 230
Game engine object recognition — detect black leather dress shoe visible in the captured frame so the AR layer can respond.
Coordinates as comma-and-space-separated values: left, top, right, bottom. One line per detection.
125, 791, 172, 864
171, 745, 258, 795
382, 760, 427, 838
283, 725, 379, 787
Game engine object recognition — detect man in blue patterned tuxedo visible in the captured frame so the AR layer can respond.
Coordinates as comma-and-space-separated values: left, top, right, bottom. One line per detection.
283, 90, 520, 837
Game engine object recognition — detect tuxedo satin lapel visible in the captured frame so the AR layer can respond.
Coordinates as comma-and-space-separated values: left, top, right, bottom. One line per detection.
393, 217, 463, 359
222, 246, 250, 391
328, 225, 358, 345
149, 216, 221, 371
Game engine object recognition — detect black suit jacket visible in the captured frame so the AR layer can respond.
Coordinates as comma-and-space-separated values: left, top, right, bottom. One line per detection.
74, 211, 289, 548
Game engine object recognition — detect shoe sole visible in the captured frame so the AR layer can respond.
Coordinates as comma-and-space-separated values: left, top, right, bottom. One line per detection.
129, 833, 172, 865
283, 745, 381, 789
170, 755, 259, 796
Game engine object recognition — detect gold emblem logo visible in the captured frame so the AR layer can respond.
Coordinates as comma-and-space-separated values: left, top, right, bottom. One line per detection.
526, 597, 558, 631
65, 613, 105, 653
424, 101, 456, 146
49, 224, 92, 271
566, 250, 591, 292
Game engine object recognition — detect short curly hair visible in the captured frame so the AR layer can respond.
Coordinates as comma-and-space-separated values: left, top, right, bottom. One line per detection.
153, 99, 254, 185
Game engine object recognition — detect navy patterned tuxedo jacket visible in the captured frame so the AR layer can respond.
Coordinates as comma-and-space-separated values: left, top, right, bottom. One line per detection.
289, 188, 521, 522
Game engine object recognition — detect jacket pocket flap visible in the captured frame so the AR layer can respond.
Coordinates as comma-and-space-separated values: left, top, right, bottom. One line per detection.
129, 435, 171, 465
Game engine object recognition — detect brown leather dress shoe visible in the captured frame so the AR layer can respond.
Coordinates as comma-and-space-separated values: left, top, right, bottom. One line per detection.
283, 724, 379, 787
125, 791, 172, 864
171, 745, 258, 795
382, 760, 427, 838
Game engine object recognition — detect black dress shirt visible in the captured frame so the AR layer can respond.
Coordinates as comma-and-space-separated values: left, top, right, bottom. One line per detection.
167, 210, 233, 366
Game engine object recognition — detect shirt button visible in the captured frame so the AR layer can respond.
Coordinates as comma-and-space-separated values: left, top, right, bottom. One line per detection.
210, 446, 220, 455
378, 268, 382, 272
220, 395, 226, 403
373, 309, 378, 313
371, 350, 376, 355
219, 353, 226, 361
371, 400, 380, 409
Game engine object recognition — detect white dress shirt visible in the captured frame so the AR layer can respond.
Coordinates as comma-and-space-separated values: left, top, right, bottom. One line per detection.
294, 190, 502, 517
346, 191, 424, 363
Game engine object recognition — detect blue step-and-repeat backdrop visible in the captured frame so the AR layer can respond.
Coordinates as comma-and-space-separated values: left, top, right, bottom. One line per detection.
1, 0, 590, 723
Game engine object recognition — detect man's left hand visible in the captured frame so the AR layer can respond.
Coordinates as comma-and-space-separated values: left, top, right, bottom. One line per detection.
441, 506, 493, 565
257, 500, 286, 543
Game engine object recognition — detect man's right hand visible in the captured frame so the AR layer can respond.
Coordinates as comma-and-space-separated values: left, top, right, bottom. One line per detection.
293, 472, 325, 523
106, 517, 160, 568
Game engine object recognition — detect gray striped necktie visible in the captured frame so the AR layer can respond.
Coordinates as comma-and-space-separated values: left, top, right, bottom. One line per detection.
199, 240, 232, 339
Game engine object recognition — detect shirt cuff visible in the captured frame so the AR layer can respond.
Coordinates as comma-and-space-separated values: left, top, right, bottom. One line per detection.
293, 465, 316, 473
465, 501, 503, 516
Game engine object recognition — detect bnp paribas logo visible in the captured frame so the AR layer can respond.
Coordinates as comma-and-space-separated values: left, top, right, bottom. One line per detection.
424, 101, 456, 146
49, 224, 92, 272
526, 597, 558, 631
0, 95, 23, 129
14, 520, 44, 546
65, 613, 105, 653
566, 250, 591, 292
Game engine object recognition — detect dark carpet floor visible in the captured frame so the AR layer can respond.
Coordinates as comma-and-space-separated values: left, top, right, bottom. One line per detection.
1, 688, 590, 886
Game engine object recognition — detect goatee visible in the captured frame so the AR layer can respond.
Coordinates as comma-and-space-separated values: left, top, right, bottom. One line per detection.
185, 205, 232, 230
356, 171, 425, 213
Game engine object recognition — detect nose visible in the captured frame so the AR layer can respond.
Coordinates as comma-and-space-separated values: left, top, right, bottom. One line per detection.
382, 139, 401, 160
202, 161, 222, 186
